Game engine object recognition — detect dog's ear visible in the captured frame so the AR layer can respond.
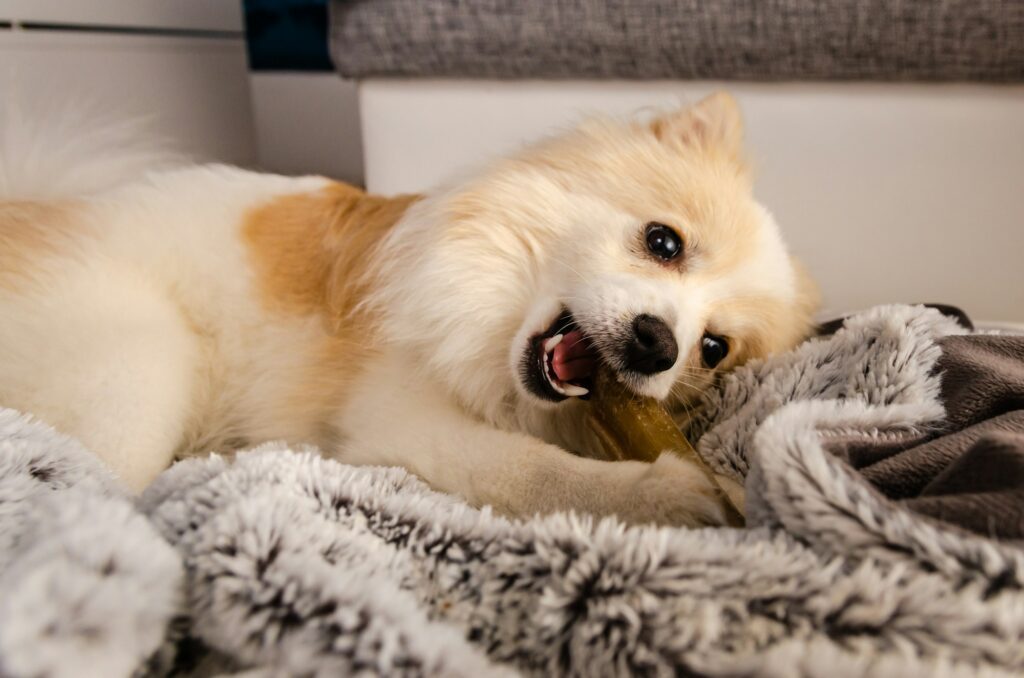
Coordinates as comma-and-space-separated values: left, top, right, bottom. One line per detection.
650, 92, 744, 159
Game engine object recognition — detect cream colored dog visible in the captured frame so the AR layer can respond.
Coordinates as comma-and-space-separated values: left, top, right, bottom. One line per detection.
0, 93, 816, 526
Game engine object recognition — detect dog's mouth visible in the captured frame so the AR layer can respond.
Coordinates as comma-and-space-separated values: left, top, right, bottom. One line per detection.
520, 309, 601, 403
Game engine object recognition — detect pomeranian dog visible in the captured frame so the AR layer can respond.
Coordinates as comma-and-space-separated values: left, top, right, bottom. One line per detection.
0, 93, 816, 526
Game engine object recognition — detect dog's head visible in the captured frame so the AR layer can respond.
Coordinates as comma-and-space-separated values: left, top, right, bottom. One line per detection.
373, 93, 818, 424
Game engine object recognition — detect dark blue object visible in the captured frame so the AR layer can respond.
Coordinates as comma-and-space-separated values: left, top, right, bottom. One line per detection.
244, 0, 332, 71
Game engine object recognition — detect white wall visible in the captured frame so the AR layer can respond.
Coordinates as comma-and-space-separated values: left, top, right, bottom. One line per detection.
249, 73, 364, 185
0, 0, 256, 166
360, 80, 1024, 323
0, 0, 243, 32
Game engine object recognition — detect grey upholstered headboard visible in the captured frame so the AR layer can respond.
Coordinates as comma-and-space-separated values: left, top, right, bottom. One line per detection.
330, 0, 1024, 82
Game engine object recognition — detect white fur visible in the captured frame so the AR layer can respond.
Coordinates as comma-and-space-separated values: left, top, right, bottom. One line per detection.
0, 93, 182, 200
0, 95, 811, 526
0, 167, 332, 488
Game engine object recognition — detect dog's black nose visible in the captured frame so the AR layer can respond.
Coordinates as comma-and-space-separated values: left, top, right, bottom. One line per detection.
625, 314, 678, 374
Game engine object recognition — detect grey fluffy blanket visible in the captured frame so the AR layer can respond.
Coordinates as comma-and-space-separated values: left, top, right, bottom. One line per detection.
2, 305, 1023, 677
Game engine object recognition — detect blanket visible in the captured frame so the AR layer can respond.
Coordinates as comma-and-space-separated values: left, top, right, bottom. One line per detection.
853, 333, 1024, 539
1, 304, 1022, 677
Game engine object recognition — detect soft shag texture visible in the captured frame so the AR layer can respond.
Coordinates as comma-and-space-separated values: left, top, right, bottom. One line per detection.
1, 304, 1023, 677
0, 410, 183, 678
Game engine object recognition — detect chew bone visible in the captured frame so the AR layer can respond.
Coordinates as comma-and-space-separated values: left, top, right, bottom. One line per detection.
585, 367, 745, 527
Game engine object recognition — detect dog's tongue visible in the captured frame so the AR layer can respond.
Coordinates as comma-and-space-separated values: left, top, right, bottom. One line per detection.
552, 330, 597, 383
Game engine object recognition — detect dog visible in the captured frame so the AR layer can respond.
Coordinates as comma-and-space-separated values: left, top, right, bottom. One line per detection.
0, 92, 817, 527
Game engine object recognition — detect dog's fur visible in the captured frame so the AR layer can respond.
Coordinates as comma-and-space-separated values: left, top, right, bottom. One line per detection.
0, 93, 817, 526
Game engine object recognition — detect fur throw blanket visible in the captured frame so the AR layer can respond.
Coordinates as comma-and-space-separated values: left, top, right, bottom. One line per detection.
1, 305, 1022, 677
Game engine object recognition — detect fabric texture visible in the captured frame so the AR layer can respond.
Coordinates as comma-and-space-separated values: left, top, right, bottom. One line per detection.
329, 0, 1024, 82
1, 305, 1023, 676
0, 410, 183, 678
872, 334, 1024, 539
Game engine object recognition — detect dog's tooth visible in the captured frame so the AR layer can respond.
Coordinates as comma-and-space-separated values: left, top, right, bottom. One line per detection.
544, 334, 564, 352
562, 383, 589, 397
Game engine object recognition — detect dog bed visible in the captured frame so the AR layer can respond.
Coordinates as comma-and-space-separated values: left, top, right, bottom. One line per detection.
1, 304, 1022, 677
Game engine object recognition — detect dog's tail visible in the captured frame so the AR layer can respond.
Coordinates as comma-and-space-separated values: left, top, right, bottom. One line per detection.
0, 86, 183, 201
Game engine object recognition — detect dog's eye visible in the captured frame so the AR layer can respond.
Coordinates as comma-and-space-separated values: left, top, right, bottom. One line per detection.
701, 334, 729, 368
645, 223, 683, 261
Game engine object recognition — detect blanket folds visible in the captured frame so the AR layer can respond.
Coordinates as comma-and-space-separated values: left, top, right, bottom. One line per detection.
0, 304, 1022, 677
860, 334, 1024, 539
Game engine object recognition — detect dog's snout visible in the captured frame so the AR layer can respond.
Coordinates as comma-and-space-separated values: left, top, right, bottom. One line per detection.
625, 314, 678, 374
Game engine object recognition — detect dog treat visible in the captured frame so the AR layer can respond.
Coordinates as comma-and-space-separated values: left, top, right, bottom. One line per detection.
586, 367, 746, 527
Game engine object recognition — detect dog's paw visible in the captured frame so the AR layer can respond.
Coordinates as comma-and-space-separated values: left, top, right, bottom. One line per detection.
617, 453, 729, 528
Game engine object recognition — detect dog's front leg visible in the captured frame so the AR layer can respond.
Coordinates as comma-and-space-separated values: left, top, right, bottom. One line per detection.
335, 359, 727, 527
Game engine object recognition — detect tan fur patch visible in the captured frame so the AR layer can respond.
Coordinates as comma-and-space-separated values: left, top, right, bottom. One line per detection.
243, 182, 418, 321
242, 182, 420, 441
0, 201, 83, 291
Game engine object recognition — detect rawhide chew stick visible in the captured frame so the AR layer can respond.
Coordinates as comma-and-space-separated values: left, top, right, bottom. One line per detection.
585, 367, 745, 527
